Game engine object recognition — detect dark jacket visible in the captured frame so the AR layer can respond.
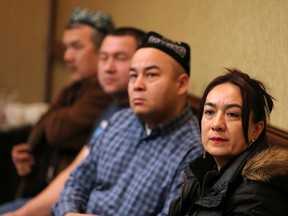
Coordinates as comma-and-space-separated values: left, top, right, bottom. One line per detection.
169, 136, 288, 216
16, 74, 111, 198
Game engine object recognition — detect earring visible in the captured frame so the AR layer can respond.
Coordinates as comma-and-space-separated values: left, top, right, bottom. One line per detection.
203, 150, 206, 159
249, 139, 255, 146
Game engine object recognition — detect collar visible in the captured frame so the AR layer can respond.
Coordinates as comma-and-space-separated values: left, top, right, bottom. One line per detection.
195, 139, 267, 208
142, 105, 193, 138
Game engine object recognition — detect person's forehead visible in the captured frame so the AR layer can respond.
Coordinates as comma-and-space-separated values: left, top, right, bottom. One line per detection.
63, 26, 93, 42
103, 35, 136, 47
206, 83, 242, 104
100, 35, 137, 53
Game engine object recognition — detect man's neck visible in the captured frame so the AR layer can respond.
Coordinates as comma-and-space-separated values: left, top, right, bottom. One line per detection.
113, 92, 129, 106
144, 100, 187, 129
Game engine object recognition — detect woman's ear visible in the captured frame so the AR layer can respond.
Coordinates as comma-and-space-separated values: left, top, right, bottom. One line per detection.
251, 121, 264, 141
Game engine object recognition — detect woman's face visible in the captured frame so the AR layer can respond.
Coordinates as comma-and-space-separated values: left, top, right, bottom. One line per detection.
201, 83, 259, 169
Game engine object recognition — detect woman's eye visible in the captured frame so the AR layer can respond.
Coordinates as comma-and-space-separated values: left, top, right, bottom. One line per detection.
227, 112, 240, 118
204, 110, 214, 116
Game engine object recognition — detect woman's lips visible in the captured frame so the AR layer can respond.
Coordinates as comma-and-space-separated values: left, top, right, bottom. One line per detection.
210, 137, 227, 142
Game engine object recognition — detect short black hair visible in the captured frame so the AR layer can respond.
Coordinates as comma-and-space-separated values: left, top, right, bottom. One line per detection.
108, 27, 146, 46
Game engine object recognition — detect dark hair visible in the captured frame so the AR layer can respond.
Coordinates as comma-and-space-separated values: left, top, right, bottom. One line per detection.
108, 27, 146, 46
65, 23, 108, 49
198, 68, 274, 143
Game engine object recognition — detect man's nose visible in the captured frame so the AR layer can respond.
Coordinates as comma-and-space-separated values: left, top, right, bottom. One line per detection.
132, 75, 145, 90
104, 58, 116, 72
63, 49, 74, 62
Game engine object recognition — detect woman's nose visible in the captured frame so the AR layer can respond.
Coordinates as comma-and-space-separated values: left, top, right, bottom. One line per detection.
212, 114, 226, 131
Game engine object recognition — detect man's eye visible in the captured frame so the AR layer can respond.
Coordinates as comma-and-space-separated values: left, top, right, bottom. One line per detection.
146, 73, 157, 77
73, 44, 83, 49
99, 55, 108, 61
116, 55, 128, 61
129, 73, 137, 78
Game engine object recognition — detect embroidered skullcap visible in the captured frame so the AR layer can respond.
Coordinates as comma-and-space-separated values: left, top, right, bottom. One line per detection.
69, 7, 114, 35
138, 31, 191, 76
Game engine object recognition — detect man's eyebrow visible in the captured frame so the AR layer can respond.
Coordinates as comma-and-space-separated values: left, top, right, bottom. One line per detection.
99, 51, 127, 55
144, 65, 160, 71
129, 65, 160, 72
63, 40, 79, 47
69, 40, 80, 46
129, 67, 136, 72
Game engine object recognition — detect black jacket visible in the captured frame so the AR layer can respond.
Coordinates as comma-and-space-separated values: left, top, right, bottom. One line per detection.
169, 136, 288, 216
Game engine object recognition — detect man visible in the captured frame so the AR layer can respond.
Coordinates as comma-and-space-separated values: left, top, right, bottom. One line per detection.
1, 27, 146, 216
5, 7, 113, 210
53, 31, 203, 216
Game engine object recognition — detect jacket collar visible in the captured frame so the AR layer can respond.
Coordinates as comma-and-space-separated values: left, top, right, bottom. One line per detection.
195, 139, 264, 208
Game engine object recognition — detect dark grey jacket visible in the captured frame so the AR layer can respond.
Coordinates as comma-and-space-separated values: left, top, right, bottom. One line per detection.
169, 136, 288, 216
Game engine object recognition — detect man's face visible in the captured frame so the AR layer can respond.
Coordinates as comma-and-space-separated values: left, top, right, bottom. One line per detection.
128, 48, 183, 128
98, 35, 138, 96
62, 25, 99, 81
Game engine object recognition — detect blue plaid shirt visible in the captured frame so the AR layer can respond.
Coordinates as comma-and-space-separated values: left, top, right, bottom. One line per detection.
53, 106, 202, 216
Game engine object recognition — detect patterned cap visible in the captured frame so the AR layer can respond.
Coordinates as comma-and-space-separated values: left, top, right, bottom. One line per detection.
69, 7, 114, 35
138, 31, 191, 76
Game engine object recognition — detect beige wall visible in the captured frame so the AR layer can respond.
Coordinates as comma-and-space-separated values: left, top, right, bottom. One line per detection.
0, 0, 51, 103
53, 0, 288, 130
1, 0, 287, 130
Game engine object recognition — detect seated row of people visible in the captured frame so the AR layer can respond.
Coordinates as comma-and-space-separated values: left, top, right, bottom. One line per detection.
1, 7, 287, 216
0, 7, 116, 214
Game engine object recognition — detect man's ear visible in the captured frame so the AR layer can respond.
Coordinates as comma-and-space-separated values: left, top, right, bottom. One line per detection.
177, 73, 189, 96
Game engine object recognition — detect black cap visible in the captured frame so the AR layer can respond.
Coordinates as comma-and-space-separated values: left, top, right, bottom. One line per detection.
138, 31, 190, 76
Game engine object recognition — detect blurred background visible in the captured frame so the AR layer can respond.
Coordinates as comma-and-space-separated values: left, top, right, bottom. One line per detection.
0, 0, 287, 131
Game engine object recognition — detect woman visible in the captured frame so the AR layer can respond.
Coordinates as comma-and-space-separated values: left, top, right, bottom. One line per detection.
169, 68, 288, 215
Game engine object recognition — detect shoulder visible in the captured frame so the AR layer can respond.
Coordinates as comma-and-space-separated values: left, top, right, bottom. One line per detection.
226, 146, 288, 215
79, 75, 104, 94
163, 126, 202, 173
243, 145, 288, 183
172, 107, 200, 137
103, 108, 139, 132
180, 107, 200, 135
242, 145, 288, 202
108, 108, 134, 122
175, 109, 202, 148
165, 108, 202, 159
227, 179, 288, 215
